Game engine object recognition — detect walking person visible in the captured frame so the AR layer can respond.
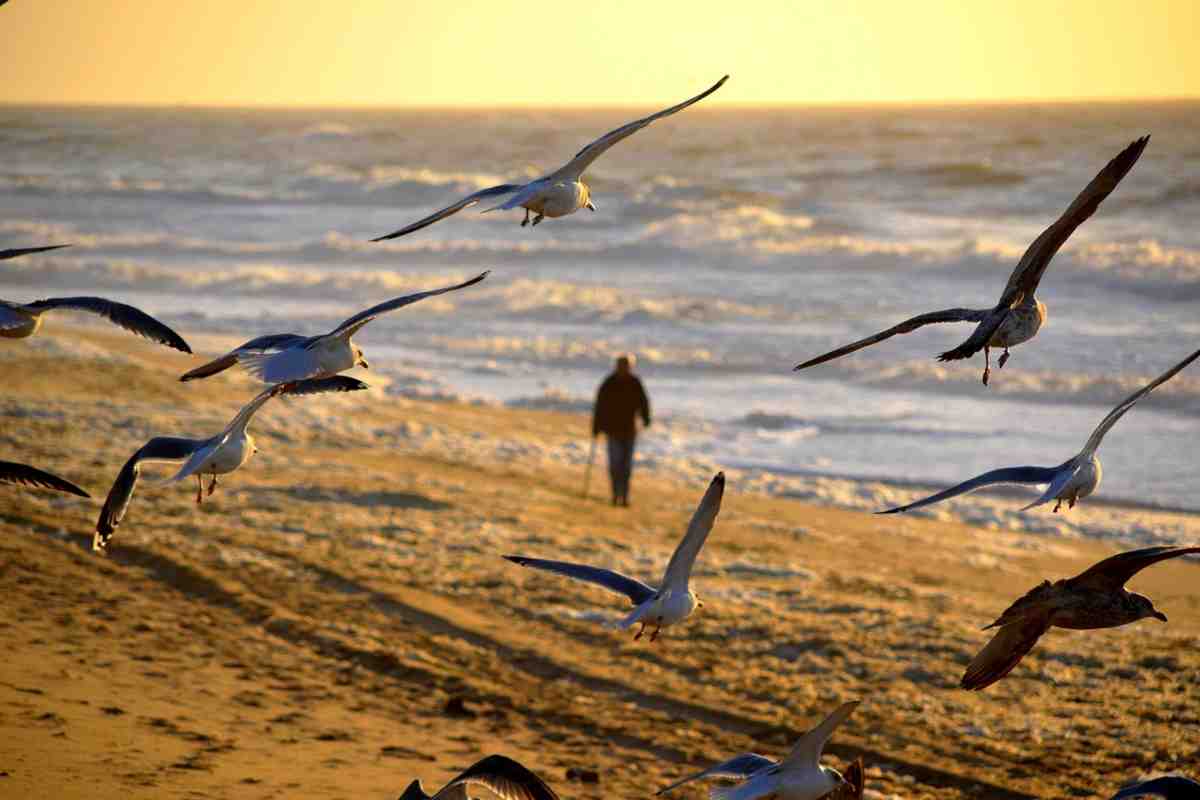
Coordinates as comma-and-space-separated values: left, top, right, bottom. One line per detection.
592, 354, 651, 507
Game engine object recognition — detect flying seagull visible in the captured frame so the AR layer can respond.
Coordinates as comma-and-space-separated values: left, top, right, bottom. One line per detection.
0, 460, 90, 497
504, 472, 724, 641
94, 376, 366, 551
0, 244, 70, 260
794, 136, 1149, 385
179, 272, 487, 383
880, 346, 1200, 515
397, 754, 560, 800
657, 701, 860, 800
1, 294, 191, 353
960, 545, 1200, 691
371, 76, 728, 240
1110, 776, 1200, 799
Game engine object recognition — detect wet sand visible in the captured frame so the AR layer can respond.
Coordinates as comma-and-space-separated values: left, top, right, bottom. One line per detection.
1, 325, 1198, 799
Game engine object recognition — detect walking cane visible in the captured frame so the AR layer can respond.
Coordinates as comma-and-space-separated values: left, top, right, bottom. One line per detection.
581, 436, 597, 498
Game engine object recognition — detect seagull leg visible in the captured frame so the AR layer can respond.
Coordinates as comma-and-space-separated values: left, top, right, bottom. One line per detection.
1068, 492, 1078, 509
208, 475, 218, 497
531, 213, 545, 227
981, 346, 991, 386
195, 475, 204, 505
1053, 498, 1062, 513
998, 347, 1010, 369
649, 620, 662, 642
520, 209, 531, 227
633, 622, 646, 641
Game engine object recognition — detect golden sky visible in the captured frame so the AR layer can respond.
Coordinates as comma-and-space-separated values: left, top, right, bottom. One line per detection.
1, 0, 1196, 106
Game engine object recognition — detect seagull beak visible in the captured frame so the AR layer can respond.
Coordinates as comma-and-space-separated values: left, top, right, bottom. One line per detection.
1153, 611, 1168, 623
359, 358, 369, 370
586, 201, 596, 212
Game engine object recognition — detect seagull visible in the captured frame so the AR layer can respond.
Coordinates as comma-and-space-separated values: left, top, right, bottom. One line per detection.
879, 346, 1200, 515
94, 376, 366, 551
960, 545, 1200, 691
397, 754, 560, 800
1, 294, 192, 353
179, 272, 487, 383
1110, 776, 1200, 799
657, 700, 860, 800
0, 244, 70, 260
0, 460, 90, 497
794, 136, 1149, 385
371, 76, 728, 240
504, 472, 724, 641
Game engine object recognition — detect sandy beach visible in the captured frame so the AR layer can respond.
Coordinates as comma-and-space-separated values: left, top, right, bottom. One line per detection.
2, 324, 1198, 800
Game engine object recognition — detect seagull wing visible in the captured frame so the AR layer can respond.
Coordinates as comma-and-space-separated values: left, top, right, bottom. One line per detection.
0, 460, 90, 497
1110, 776, 1200, 800
877, 465, 1062, 514
780, 701, 860, 770
327, 271, 489, 340
657, 754, 777, 796
960, 617, 1051, 690
0, 301, 33, 330
1082, 347, 1200, 456
1067, 545, 1200, 592
22, 296, 192, 353
1000, 136, 1149, 301
371, 184, 525, 241
0, 244, 70, 260
793, 308, 989, 370
546, 76, 729, 182
179, 333, 309, 382
433, 755, 561, 800
502, 555, 657, 605
661, 472, 725, 590
95, 437, 204, 550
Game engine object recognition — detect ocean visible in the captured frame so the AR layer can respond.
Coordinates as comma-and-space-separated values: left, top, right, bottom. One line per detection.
3, 101, 1199, 512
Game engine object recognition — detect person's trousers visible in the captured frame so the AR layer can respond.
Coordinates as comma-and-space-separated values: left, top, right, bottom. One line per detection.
606, 436, 636, 504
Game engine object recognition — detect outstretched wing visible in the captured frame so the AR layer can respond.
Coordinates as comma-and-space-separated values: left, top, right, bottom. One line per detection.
0, 460, 90, 497
0, 244, 70, 260
1082, 347, 1200, 456
661, 472, 725, 590
95, 437, 202, 551
1001, 136, 1149, 301
794, 308, 989, 370
1110, 776, 1200, 800
180, 333, 309, 382
328, 271, 489, 339
877, 465, 1062, 514
546, 75, 728, 182
502, 555, 657, 605
22, 296, 192, 353
434, 755, 561, 800
657, 754, 777, 796
371, 184, 525, 241
960, 618, 1051, 690
781, 701, 860, 770
1068, 545, 1200, 592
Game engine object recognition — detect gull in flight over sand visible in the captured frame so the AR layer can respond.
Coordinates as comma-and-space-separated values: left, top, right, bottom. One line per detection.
1, 294, 192, 353
1110, 776, 1200, 799
94, 376, 366, 551
879, 346, 1200, 515
504, 472, 723, 641
398, 754, 560, 800
657, 701, 860, 800
179, 272, 487, 383
960, 545, 1199, 690
0, 460, 90, 497
794, 136, 1149, 385
371, 76, 728, 240
0, 243, 70, 261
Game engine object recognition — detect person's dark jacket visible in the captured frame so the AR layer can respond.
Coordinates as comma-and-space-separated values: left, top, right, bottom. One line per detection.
592, 373, 650, 440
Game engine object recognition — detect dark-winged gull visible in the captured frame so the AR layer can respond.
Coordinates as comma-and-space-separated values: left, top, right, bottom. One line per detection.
1, 295, 191, 353
0, 460, 90, 497
397, 754, 559, 800
961, 545, 1200, 690
657, 701, 860, 800
179, 272, 487, 383
879, 346, 1200, 515
504, 472, 724, 641
371, 76, 727, 239
93, 376, 366, 551
794, 137, 1149, 385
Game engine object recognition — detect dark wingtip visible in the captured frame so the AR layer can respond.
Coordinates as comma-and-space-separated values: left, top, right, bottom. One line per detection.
502, 554, 525, 565
875, 507, 901, 515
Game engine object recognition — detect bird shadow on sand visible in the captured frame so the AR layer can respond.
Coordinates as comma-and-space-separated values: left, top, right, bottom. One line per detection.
272, 485, 453, 512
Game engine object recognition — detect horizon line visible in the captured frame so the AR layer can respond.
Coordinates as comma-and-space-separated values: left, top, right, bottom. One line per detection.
1, 93, 1197, 113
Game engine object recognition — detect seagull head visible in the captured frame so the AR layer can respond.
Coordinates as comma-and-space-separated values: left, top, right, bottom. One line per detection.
1132, 592, 1167, 623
